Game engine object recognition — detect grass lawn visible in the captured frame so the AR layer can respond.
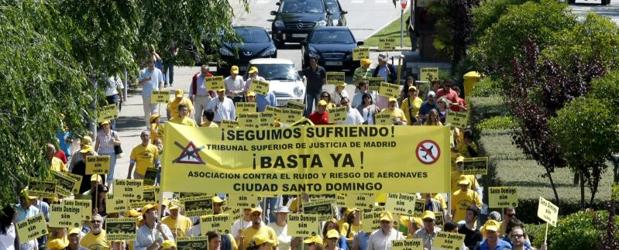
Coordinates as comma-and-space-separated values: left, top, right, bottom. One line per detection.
363, 12, 411, 48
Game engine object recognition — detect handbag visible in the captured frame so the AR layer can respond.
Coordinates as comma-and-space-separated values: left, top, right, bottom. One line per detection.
112, 131, 123, 156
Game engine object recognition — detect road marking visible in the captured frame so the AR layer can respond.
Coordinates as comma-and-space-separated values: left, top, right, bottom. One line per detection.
255, 0, 271, 4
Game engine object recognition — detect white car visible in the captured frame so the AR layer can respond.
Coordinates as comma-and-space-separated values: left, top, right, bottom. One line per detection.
247, 58, 305, 106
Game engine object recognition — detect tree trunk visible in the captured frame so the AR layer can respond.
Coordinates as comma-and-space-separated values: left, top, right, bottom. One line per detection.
580, 171, 585, 209
545, 166, 561, 204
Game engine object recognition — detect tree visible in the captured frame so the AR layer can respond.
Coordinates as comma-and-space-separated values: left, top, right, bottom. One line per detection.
471, 0, 530, 40
549, 97, 618, 207
588, 71, 619, 183
429, 0, 480, 67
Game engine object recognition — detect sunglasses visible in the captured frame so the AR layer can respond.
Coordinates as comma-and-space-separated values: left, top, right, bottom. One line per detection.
91, 220, 102, 223
511, 234, 524, 239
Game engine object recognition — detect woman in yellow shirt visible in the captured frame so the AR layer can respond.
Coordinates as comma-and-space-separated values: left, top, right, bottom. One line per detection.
339, 208, 361, 245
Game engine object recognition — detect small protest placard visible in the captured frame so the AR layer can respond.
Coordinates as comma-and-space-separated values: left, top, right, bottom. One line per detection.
361, 210, 382, 231
182, 195, 213, 217
113, 179, 144, 200
368, 77, 383, 91
143, 167, 158, 186
205, 76, 225, 91
50, 171, 77, 196
259, 112, 275, 127
106, 193, 128, 214
385, 193, 417, 215
130, 186, 160, 209
28, 179, 56, 199
303, 200, 334, 215
220, 120, 239, 129
150, 90, 170, 104
375, 113, 393, 125
461, 157, 488, 175
446, 110, 469, 128
488, 187, 518, 208
537, 197, 559, 227
281, 108, 304, 124
353, 47, 370, 61
236, 102, 257, 114
327, 72, 346, 85
265, 106, 282, 121
200, 214, 234, 234
63, 199, 92, 221
434, 211, 444, 226
97, 104, 118, 123
392, 239, 424, 250
16, 214, 47, 242
379, 38, 396, 50
49, 203, 82, 228
85, 155, 111, 175
420, 68, 439, 82
106, 218, 136, 241
287, 100, 305, 111
414, 200, 425, 217
432, 232, 465, 250
228, 194, 261, 209
379, 82, 401, 98
238, 113, 260, 128
288, 214, 322, 237
177, 236, 209, 249
336, 193, 375, 210
328, 106, 348, 124
249, 80, 270, 96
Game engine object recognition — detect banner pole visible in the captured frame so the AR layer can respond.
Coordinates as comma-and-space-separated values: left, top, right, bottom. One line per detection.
544, 222, 549, 246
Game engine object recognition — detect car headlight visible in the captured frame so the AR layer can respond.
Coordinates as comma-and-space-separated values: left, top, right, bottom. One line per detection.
260, 47, 277, 57
294, 86, 304, 97
274, 20, 285, 28
219, 47, 234, 56
315, 20, 327, 27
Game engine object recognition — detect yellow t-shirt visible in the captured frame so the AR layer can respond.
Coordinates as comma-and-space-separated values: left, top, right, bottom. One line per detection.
339, 222, 361, 240
381, 108, 408, 124
169, 117, 197, 127
167, 97, 194, 119
200, 122, 219, 128
241, 226, 279, 250
400, 96, 422, 125
433, 193, 447, 211
162, 215, 193, 238
51, 157, 68, 172
451, 189, 482, 222
150, 123, 161, 144
130, 144, 159, 176
80, 229, 109, 249
450, 171, 479, 193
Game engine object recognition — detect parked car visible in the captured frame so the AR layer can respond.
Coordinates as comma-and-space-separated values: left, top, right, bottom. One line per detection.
247, 58, 305, 106
301, 26, 362, 71
324, 0, 347, 26
218, 26, 277, 75
271, 0, 334, 47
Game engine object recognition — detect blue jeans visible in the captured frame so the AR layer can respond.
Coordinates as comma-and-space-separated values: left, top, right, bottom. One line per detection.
100, 152, 117, 185
304, 93, 320, 116
163, 61, 174, 86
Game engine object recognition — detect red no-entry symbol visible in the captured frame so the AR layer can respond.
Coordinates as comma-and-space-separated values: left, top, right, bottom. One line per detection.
415, 140, 440, 165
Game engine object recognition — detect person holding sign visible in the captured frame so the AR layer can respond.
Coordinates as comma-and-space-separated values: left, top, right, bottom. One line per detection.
379, 98, 407, 125
95, 120, 122, 184
161, 202, 192, 238
418, 91, 438, 124
451, 176, 482, 223
400, 86, 423, 125
413, 211, 441, 250
356, 93, 381, 125
138, 57, 165, 127
367, 211, 404, 250
339, 208, 361, 245
149, 114, 163, 145
190, 65, 215, 122
70, 136, 99, 194
436, 80, 459, 109
353, 59, 372, 85
135, 204, 174, 250
89, 174, 108, 216
372, 54, 397, 84
168, 104, 197, 127
247, 91, 277, 113
477, 220, 512, 250
451, 156, 480, 193
225, 66, 247, 103
244, 67, 264, 95
267, 206, 292, 250
81, 214, 109, 249
240, 207, 278, 250
331, 82, 350, 108
127, 130, 160, 180
166, 89, 194, 120
207, 88, 237, 123
309, 100, 330, 125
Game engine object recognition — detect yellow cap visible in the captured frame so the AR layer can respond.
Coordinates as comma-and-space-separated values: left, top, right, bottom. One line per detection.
345, 208, 359, 216
90, 174, 102, 183
20, 188, 37, 200
303, 235, 323, 245
457, 175, 471, 186
379, 211, 393, 222
142, 203, 160, 215
150, 113, 160, 123
217, 88, 225, 92
413, 217, 423, 227
169, 203, 180, 210
212, 196, 224, 203
162, 240, 177, 249
388, 97, 397, 103
326, 229, 339, 239
361, 58, 372, 67
68, 227, 82, 236
100, 120, 110, 126
422, 210, 435, 220
408, 86, 417, 92
175, 89, 184, 98
318, 100, 328, 106
337, 82, 347, 87
399, 215, 411, 226
126, 209, 141, 217
47, 238, 69, 250
79, 136, 93, 153
252, 234, 275, 246
482, 219, 500, 232
250, 207, 263, 214
247, 91, 256, 97
248, 66, 258, 74
231, 65, 240, 74
455, 156, 465, 163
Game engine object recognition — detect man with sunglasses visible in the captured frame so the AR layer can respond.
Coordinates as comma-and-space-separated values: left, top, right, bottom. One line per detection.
80, 214, 109, 249
413, 211, 441, 250
499, 207, 516, 236
367, 211, 404, 250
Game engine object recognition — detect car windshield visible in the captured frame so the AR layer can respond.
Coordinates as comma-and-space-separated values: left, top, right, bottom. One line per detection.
235, 28, 270, 43
324, 0, 340, 13
281, 0, 324, 13
252, 63, 301, 81
310, 30, 354, 44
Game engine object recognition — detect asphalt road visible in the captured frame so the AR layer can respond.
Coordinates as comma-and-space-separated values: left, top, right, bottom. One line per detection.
570, 1, 619, 24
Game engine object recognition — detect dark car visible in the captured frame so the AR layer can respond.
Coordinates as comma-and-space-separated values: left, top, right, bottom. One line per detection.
218, 26, 277, 75
324, 0, 347, 26
301, 26, 362, 71
271, 0, 335, 47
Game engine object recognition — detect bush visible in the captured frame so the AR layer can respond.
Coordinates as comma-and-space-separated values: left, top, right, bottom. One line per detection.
589, 70, 619, 116
470, 78, 501, 97
545, 210, 618, 250
477, 116, 516, 130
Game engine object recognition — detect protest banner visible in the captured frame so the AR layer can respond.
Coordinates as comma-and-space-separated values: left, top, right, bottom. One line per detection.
336, 193, 375, 210
265, 106, 282, 121
177, 236, 209, 249
220, 120, 239, 129
200, 214, 234, 234
432, 231, 465, 250
288, 214, 322, 237
182, 195, 213, 217
280, 108, 304, 124
249, 80, 270, 96
238, 113, 260, 128
97, 104, 118, 123
28, 179, 56, 198
16, 214, 47, 242
420, 68, 439, 82
392, 239, 423, 250
446, 110, 469, 128
379, 38, 396, 50
368, 77, 383, 91
374, 113, 393, 125
488, 187, 518, 208
379, 82, 401, 98
537, 197, 558, 227
259, 112, 276, 127
63, 199, 92, 221
385, 193, 417, 215
85, 155, 111, 175
228, 194, 261, 209
113, 179, 144, 200
151, 90, 170, 104
49, 203, 82, 228
303, 200, 334, 216
353, 47, 370, 60
50, 171, 77, 196
236, 102, 257, 115
461, 157, 488, 175
161, 124, 451, 195
106, 193, 128, 214
130, 186, 160, 208
327, 72, 346, 85
106, 218, 136, 241
205, 76, 225, 91
328, 106, 347, 124
143, 167, 158, 186
287, 100, 305, 111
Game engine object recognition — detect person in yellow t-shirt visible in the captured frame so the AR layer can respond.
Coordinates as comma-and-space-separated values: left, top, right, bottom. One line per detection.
240, 207, 278, 250
149, 113, 162, 144
451, 176, 482, 223
168, 104, 197, 127
200, 109, 219, 128
80, 214, 109, 249
339, 208, 361, 244
127, 130, 159, 179
162, 202, 192, 238
167, 89, 194, 120
380, 97, 407, 125
400, 86, 423, 125
451, 156, 480, 193
47, 143, 68, 172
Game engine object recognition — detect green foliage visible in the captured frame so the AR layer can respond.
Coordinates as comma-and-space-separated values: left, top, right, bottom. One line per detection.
471, 0, 531, 39
589, 70, 619, 116
546, 210, 619, 250
470, 78, 501, 97
476, 116, 516, 130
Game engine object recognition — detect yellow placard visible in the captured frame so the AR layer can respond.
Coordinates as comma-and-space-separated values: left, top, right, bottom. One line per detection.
238, 113, 261, 128
151, 90, 170, 104
446, 110, 469, 128
249, 80, 270, 96
236, 102, 257, 114
113, 179, 144, 200
327, 72, 346, 85
16, 214, 47, 242
353, 47, 370, 61
488, 187, 518, 208
85, 155, 111, 175
143, 167, 158, 186
220, 120, 239, 129
287, 100, 306, 110
432, 232, 465, 250
28, 179, 56, 198
50, 171, 77, 197
49, 203, 82, 228
200, 214, 234, 234
259, 112, 276, 127
420, 68, 439, 82
280, 108, 304, 124
65, 173, 83, 195
177, 236, 209, 249
97, 104, 118, 123
182, 195, 213, 217
63, 199, 92, 221
228, 194, 261, 209
385, 193, 417, 216
392, 239, 424, 250
287, 214, 322, 237
368, 77, 383, 91
361, 210, 382, 232
461, 157, 488, 175
205, 76, 225, 91
161, 124, 451, 195
413, 200, 425, 217
379, 82, 401, 98
129, 186, 160, 209
303, 200, 334, 215
106, 193, 129, 214
264, 106, 282, 121
537, 197, 559, 227
336, 193, 375, 210
327, 106, 348, 124
379, 38, 396, 50
434, 211, 444, 226
374, 113, 393, 125
106, 218, 136, 241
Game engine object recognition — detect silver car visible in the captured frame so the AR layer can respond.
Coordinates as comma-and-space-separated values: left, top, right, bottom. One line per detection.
247, 58, 306, 106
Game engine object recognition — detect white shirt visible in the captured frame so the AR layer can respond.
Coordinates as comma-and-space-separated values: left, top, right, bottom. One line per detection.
105, 76, 124, 97
134, 223, 174, 250
331, 90, 350, 107
224, 75, 246, 96
367, 228, 404, 250
245, 76, 266, 92
0, 224, 16, 250
139, 67, 164, 98
206, 97, 236, 122
231, 219, 252, 238
268, 223, 291, 250
341, 107, 364, 125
